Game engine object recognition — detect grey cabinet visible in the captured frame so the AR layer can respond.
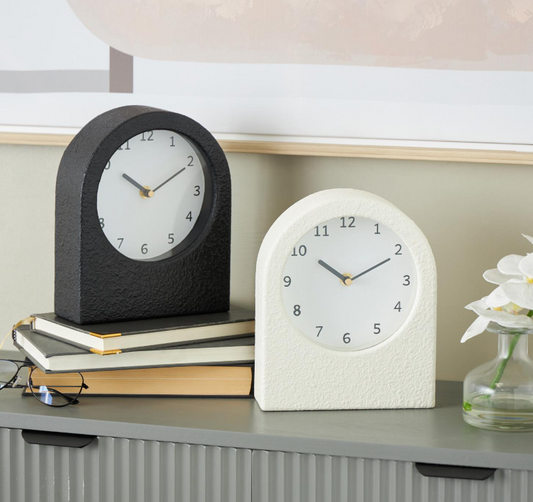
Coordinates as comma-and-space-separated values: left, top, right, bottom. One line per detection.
2, 429, 531, 502
0, 429, 252, 502
252, 451, 532, 502
0, 382, 531, 502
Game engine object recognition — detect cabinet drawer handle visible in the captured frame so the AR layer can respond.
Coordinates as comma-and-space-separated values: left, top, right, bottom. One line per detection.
22, 430, 96, 448
415, 463, 496, 481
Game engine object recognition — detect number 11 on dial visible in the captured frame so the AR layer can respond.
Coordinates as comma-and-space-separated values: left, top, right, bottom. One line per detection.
281, 215, 417, 351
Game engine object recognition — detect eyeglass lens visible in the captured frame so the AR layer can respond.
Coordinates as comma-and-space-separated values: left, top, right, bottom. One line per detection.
28, 368, 85, 407
0, 360, 20, 389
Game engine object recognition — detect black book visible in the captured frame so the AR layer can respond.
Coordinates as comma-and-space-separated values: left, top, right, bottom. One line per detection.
13, 326, 255, 373
27, 307, 254, 353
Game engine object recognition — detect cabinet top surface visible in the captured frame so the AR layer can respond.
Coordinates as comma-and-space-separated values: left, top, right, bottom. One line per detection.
0, 378, 531, 470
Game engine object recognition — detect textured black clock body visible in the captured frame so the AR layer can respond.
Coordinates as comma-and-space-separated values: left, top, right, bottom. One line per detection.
55, 106, 231, 324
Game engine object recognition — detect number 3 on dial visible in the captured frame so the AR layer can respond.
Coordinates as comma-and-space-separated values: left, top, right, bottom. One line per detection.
97, 129, 209, 261
281, 215, 417, 351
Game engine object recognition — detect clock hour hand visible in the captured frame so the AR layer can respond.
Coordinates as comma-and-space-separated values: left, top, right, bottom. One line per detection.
122, 173, 153, 198
153, 167, 186, 192
351, 258, 391, 281
318, 260, 348, 284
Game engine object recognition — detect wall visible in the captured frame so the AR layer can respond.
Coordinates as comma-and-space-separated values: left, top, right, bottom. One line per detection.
0, 143, 531, 381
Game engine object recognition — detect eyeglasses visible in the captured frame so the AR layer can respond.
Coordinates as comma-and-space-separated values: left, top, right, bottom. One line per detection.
0, 359, 88, 407
0, 359, 31, 389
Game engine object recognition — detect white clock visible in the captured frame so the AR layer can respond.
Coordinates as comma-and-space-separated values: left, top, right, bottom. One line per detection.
282, 215, 417, 351
255, 189, 437, 411
97, 129, 210, 261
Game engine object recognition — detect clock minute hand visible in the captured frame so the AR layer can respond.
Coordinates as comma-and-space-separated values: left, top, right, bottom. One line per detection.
351, 258, 391, 281
154, 167, 186, 192
318, 260, 347, 284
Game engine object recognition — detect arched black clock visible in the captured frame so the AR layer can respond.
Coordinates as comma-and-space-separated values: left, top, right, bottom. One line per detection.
55, 105, 231, 324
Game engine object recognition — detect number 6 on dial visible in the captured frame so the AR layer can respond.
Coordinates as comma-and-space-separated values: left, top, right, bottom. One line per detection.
55, 105, 231, 324
254, 189, 437, 411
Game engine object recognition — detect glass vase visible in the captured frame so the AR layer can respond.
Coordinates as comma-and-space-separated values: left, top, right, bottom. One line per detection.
463, 322, 533, 431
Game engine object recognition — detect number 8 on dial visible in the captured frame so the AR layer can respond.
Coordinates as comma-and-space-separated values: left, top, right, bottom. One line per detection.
282, 215, 417, 351
55, 105, 231, 324
255, 189, 437, 411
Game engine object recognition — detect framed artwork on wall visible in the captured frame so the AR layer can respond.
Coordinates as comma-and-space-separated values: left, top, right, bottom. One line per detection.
1, 0, 533, 164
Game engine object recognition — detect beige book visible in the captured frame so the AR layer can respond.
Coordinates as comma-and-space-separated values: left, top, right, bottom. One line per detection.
25, 365, 253, 397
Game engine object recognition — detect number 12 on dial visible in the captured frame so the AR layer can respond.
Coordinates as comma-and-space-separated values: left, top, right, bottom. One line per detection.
255, 188, 437, 411
281, 215, 417, 351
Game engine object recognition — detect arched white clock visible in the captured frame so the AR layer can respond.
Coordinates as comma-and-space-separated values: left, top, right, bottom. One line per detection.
255, 189, 437, 411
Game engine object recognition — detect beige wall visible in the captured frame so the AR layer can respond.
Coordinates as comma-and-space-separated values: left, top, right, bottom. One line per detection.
0, 143, 531, 381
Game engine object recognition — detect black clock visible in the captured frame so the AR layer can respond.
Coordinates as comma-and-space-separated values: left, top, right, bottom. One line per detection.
55, 105, 231, 324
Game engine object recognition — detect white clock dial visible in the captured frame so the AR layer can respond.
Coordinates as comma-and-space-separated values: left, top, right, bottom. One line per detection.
97, 129, 210, 261
282, 216, 417, 351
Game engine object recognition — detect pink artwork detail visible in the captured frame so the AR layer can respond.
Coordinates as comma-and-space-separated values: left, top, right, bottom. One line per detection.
67, 0, 533, 70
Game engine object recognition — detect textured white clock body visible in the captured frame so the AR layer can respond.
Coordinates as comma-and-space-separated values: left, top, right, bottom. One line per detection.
255, 189, 437, 411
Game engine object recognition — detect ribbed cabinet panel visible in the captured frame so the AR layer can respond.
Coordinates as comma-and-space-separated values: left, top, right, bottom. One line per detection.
0, 428, 252, 502
251, 450, 532, 502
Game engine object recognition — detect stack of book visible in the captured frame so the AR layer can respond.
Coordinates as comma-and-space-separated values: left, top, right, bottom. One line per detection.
13, 307, 255, 397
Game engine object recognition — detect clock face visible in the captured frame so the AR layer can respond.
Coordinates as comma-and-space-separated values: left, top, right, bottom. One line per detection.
97, 129, 212, 261
282, 216, 417, 351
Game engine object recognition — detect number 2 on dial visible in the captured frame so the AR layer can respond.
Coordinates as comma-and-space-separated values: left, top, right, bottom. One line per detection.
282, 216, 417, 351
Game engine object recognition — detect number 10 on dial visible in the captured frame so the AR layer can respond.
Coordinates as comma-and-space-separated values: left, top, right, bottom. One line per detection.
282, 215, 417, 351
254, 189, 437, 411
97, 129, 209, 262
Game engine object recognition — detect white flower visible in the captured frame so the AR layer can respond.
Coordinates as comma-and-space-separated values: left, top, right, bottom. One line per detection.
500, 252, 533, 310
462, 234, 533, 343
483, 267, 520, 285
523, 234, 533, 246
480, 234, 533, 310
461, 297, 533, 343
482, 255, 523, 308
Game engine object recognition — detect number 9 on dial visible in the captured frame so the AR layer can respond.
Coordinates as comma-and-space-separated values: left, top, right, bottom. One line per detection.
255, 189, 437, 411
281, 215, 417, 351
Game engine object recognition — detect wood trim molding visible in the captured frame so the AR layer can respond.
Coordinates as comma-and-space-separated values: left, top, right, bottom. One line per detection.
0, 132, 74, 147
1, 132, 532, 165
219, 140, 533, 165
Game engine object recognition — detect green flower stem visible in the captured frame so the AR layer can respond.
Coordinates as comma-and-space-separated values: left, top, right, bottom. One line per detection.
488, 310, 533, 391
489, 334, 521, 390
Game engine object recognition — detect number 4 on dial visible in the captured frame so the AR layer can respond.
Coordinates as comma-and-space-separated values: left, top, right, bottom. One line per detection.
281, 213, 417, 351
